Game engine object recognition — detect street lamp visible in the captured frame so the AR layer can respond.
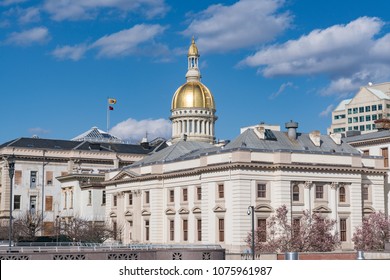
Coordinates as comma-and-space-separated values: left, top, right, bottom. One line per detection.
56, 215, 60, 246
247, 206, 255, 260
8, 156, 15, 250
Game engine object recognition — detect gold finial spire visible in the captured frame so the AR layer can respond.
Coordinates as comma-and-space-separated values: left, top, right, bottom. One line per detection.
188, 36, 199, 57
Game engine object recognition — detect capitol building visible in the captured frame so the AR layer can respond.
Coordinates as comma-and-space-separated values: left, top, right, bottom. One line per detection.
101, 39, 387, 253
0, 39, 388, 255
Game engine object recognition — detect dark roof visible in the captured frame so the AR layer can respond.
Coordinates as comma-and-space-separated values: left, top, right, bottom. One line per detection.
0, 137, 161, 155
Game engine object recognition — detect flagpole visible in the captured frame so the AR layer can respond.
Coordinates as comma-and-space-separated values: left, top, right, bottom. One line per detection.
107, 98, 110, 132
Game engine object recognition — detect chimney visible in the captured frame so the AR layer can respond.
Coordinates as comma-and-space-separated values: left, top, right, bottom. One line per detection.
254, 125, 266, 139
330, 133, 342, 145
309, 130, 321, 147
285, 121, 298, 140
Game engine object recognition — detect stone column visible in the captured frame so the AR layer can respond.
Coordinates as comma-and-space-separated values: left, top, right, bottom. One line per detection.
304, 181, 312, 213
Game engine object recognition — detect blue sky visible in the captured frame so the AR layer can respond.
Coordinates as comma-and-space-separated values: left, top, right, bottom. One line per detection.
1, 0, 390, 144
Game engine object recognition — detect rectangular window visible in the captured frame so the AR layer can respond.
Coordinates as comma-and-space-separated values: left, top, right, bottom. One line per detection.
315, 185, 323, 199
30, 195, 37, 213
257, 219, 267, 242
292, 185, 299, 201
45, 196, 53, 211
372, 124, 376, 129
382, 147, 388, 167
362, 186, 369, 201
145, 220, 150, 241
170, 220, 175, 241
196, 186, 202, 201
340, 219, 347, 242
372, 105, 377, 111
348, 118, 352, 124
365, 106, 371, 112
169, 190, 174, 203
362, 150, 369, 156
348, 108, 352, 114
46, 171, 53, 185
113, 221, 117, 240
197, 219, 202, 241
353, 117, 358, 123
14, 170, 22, 185
360, 125, 365, 131
293, 218, 300, 237
378, 104, 383, 110
14, 195, 21, 210
218, 218, 224, 242
88, 190, 92, 205
257, 183, 266, 198
30, 171, 37, 189
372, 114, 377, 121
353, 108, 358, 114
359, 116, 364, 122
145, 191, 150, 204
359, 107, 364, 113
366, 115, 371, 121
183, 219, 188, 241
102, 190, 106, 205
113, 195, 117, 207
218, 184, 224, 199
43, 222, 54, 236
378, 113, 383, 119
366, 124, 371, 130
182, 188, 188, 202
129, 193, 133, 205
353, 126, 358, 130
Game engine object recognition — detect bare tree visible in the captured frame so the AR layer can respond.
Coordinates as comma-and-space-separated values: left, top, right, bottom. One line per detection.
60, 216, 114, 243
13, 211, 43, 241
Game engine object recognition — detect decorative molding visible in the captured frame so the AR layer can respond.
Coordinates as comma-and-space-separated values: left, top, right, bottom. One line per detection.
213, 206, 226, 213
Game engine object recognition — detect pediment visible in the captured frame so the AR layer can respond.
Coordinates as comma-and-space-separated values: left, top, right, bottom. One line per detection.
141, 209, 151, 216
213, 205, 226, 213
363, 206, 375, 215
178, 208, 190, 215
124, 210, 133, 217
109, 211, 117, 218
165, 208, 176, 215
110, 170, 139, 182
255, 204, 273, 213
313, 205, 332, 213
192, 207, 201, 214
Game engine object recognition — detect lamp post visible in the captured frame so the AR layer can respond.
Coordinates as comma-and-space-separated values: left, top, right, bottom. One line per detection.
247, 206, 255, 260
56, 215, 59, 246
8, 156, 15, 250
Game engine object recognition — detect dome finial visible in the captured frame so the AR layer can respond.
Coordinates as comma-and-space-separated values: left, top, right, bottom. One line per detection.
188, 36, 199, 57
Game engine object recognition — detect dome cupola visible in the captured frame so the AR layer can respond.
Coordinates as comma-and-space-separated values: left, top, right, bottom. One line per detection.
170, 38, 217, 143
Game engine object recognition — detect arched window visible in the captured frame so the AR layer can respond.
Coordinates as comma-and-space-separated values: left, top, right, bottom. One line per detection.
293, 185, 299, 201
339, 186, 346, 203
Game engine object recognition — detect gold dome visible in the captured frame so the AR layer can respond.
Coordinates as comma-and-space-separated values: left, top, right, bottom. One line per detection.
171, 81, 215, 110
188, 37, 199, 57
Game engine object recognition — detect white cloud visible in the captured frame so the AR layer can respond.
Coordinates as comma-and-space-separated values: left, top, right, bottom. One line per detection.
19, 7, 41, 24
269, 82, 295, 99
52, 24, 166, 60
28, 127, 50, 136
240, 17, 390, 96
109, 118, 171, 143
319, 104, 334, 118
92, 24, 166, 58
43, 0, 168, 21
0, 0, 28, 6
5, 26, 50, 46
52, 44, 88, 61
183, 0, 291, 53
